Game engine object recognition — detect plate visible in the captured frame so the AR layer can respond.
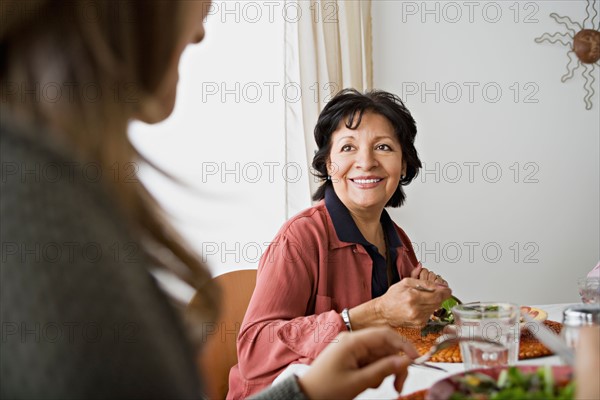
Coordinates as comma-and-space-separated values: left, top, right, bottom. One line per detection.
520, 306, 548, 328
425, 365, 573, 400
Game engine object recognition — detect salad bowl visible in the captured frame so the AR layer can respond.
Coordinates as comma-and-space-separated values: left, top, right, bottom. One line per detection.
425, 365, 574, 400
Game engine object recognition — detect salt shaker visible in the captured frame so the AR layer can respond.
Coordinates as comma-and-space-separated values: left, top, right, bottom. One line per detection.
562, 304, 600, 349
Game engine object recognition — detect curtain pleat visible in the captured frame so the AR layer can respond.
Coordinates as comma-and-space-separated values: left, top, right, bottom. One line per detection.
284, 0, 372, 218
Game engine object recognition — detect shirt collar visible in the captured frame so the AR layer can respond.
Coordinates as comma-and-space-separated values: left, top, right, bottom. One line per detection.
324, 186, 403, 249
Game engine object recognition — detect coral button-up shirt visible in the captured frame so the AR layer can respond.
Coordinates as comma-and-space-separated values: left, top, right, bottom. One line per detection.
227, 190, 419, 399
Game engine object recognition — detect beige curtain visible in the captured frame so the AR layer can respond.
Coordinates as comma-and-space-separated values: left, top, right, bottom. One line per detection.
284, 0, 373, 218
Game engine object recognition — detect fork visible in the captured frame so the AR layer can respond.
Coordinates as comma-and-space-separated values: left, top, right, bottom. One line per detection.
412, 334, 504, 367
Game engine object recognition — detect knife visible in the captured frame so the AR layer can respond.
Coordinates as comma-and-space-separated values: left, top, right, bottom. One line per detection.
410, 362, 448, 372
521, 310, 575, 365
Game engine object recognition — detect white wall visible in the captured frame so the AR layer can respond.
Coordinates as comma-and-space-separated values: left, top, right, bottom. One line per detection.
130, 1, 286, 277
373, 0, 600, 304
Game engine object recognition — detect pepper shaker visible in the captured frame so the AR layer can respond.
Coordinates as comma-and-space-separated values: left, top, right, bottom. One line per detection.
562, 304, 600, 349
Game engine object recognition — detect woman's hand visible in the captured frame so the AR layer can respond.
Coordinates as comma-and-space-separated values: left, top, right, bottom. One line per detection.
373, 278, 452, 328
297, 327, 418, 400
348, 278, 452, 330
411, 263, 448, 286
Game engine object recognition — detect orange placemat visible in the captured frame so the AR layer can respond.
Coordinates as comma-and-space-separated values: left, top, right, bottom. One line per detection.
395, 320, 562, 363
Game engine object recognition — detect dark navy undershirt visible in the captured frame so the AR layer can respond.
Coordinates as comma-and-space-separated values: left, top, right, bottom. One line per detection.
324, 186, 402, 298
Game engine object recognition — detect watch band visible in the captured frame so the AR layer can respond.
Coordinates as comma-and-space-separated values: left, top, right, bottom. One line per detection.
341, 308, 352, 331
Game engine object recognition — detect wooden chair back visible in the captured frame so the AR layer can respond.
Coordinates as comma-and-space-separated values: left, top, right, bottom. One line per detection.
190, 269, 257, 399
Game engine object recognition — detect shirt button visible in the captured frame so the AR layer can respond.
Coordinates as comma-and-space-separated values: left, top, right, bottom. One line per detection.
352, 248, 358, 253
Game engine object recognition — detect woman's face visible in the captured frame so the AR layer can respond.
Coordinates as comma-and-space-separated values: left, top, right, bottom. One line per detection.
138, 1, 211, 123
327, 112, 405, 215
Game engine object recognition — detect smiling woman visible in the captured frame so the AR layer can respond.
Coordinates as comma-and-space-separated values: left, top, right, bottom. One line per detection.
228, 89, 453, 398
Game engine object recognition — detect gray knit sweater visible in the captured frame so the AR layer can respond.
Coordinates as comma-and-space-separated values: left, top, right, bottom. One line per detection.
0, 125, 305, 400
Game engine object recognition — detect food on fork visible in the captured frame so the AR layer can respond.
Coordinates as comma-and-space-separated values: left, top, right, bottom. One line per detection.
421, 296, 461, 336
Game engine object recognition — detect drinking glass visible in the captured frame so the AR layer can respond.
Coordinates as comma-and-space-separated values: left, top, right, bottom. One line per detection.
452, 302, 520, 370
578, 277, 600, 304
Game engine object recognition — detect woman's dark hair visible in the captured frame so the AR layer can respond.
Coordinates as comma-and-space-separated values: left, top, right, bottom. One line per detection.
312, 88, 422, 207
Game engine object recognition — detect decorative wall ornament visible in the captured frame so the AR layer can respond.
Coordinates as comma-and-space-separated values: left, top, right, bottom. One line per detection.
535, 0, 600, 110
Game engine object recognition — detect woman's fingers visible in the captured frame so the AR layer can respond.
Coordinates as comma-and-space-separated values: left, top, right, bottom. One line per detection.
339, 328, 416, 393
345, 329, 416, 392
419, 267, 433, 281
410, 263, 423, 279
351, 355, 411, 393
434, 274, 448, 286
346, 326, 419, 361
393, 357, 411, 392
415, 264, 449, 287
420, 268, 438, 282
298, 327, 417, 399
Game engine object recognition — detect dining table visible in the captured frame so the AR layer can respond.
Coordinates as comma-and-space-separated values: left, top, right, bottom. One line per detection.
272, 303, 576, 399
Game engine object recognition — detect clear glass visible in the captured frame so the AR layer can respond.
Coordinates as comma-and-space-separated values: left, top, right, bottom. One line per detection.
578, 277, 600, 304
452, 302, 520, 370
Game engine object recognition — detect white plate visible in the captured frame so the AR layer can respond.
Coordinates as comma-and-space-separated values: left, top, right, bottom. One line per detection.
520, 306, 548, 328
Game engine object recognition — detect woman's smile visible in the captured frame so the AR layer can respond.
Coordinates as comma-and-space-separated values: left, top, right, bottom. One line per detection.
348, 176, 385, 188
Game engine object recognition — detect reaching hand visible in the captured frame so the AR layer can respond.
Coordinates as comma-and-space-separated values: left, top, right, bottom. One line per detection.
297, 327, 418, 400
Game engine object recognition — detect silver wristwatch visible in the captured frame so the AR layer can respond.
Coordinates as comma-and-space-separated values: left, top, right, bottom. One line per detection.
341, 308, 352, 331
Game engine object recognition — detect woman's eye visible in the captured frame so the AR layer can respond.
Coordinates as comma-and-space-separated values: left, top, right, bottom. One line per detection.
341, 144, 353, 152
376, 144, 392, 151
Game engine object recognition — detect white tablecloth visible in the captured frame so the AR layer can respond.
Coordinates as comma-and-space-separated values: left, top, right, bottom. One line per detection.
273, 303, 575, 399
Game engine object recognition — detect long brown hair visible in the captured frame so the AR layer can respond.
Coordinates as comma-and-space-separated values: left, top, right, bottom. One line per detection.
1, 0, 219, 329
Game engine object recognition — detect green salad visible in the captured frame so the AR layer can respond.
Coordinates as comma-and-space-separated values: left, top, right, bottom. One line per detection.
449, 366, 575, 400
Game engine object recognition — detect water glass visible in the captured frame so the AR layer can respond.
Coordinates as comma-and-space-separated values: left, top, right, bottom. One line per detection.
452, 302, 520, 370
578, 277, 600, 304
